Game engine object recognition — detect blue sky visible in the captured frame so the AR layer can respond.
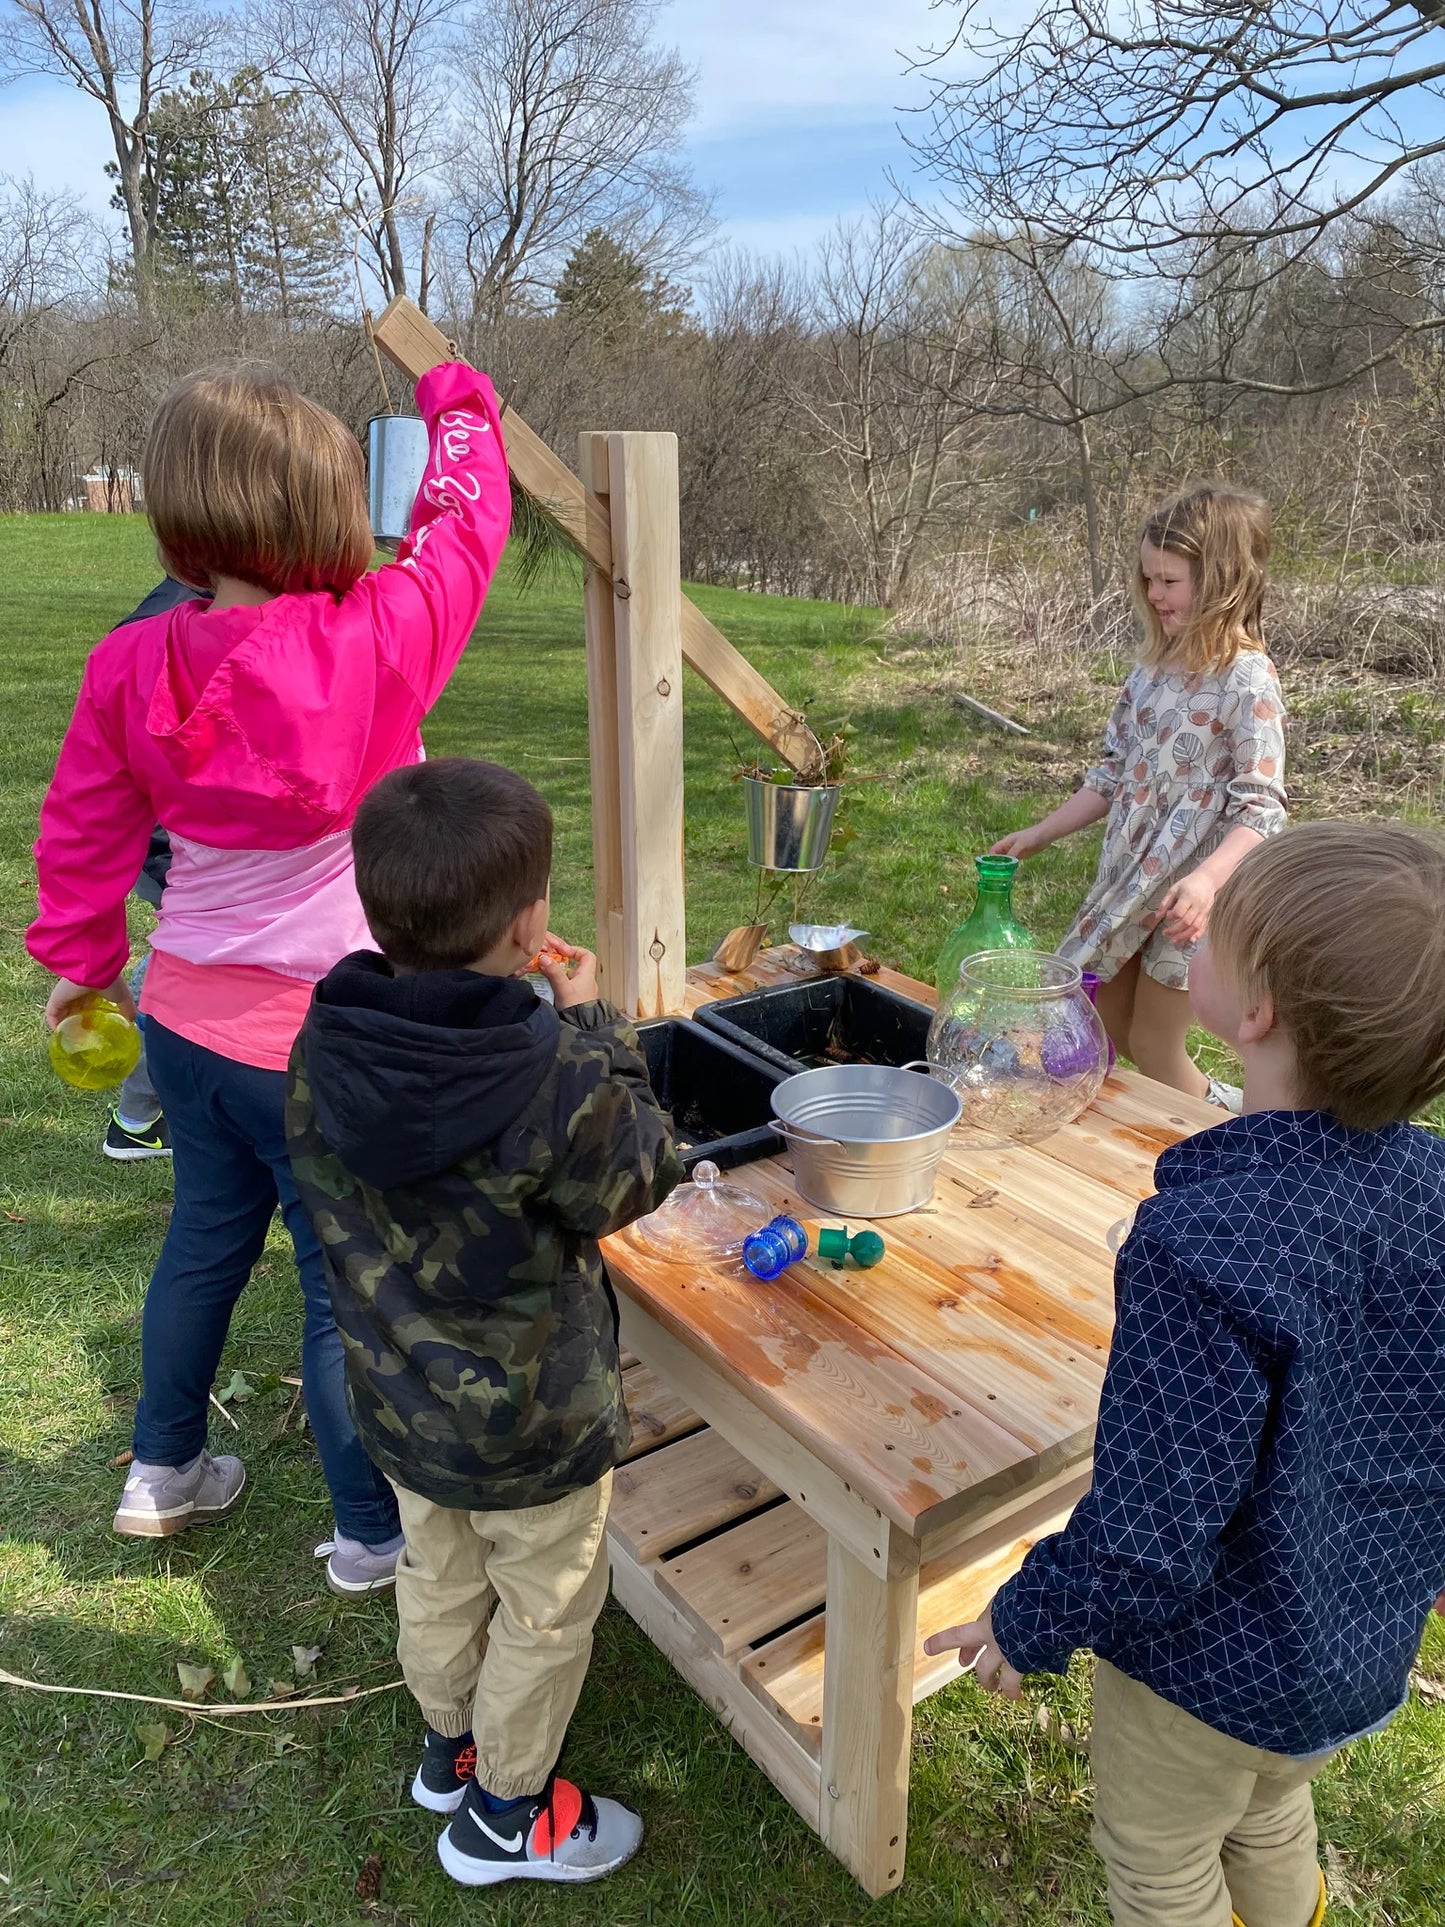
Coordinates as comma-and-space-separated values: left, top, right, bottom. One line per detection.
1, 0, 946, 261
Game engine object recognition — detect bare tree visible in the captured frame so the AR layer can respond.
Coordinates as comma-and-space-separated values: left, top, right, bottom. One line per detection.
910, 0, 1445, 357
794, 206, 990, 606
0, 0, 224, 310
249, 0, 461, 298
437, 0, 710, 332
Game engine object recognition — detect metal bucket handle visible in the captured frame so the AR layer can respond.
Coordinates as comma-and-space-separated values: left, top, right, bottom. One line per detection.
774, 1118, 844, 1151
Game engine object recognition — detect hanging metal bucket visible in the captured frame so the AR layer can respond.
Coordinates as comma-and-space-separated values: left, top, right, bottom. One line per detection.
367, 414, 430, 541
743, 775, 840, 873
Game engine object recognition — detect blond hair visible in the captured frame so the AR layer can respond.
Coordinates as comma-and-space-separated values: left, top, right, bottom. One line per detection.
1210, 822, 1445, 1130
1136, 484, 1270, 674
143, 366, 373, 597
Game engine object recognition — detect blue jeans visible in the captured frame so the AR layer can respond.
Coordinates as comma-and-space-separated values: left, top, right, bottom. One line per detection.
135, 1019, 401, 1546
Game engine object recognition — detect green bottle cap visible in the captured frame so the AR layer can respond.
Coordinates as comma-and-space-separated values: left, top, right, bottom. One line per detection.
817, 1226, 886, 1268
850, 1230, 886, 1268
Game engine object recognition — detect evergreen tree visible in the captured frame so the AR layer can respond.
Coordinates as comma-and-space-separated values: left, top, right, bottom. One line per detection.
554, 228, 689, 343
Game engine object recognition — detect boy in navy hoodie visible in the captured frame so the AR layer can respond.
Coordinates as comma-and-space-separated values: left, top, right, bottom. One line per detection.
926, 822, 1445, 1927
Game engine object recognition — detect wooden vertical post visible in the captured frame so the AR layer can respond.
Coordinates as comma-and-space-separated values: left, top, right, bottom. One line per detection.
579, 433, 627, 1003
581, 431, 687, 1018
819, 1531, 919, 1896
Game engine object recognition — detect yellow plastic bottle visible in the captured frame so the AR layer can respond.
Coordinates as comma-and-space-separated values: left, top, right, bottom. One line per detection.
48, 997, 141, 1091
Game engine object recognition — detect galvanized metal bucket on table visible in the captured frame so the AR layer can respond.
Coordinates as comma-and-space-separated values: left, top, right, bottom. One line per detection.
771, 1061, 961, 1218
367, 414, 430, 541
743, 775, 840, 872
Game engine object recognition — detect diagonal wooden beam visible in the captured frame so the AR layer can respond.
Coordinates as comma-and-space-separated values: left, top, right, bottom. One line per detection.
369, 296, 822, 777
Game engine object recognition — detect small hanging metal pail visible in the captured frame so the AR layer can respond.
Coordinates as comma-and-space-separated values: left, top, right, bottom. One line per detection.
743, 775, 840, 873
367, 414, 430, 541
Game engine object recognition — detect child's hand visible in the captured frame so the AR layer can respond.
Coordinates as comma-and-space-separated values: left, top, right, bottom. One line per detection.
44, 974, 136, 1030
1155, 870, 1217, 945
990, 827, 1050, 860
538, 936, 599, 1010
922, 1603, 1024, 1699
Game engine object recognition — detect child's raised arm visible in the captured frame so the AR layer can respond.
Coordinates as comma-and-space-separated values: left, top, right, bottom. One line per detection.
360, 362, 513, 710
991, 679, 1126, 859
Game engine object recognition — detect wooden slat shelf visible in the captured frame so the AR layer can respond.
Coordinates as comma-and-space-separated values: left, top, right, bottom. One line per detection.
655, 1499, 828, 1657
738, 1469, 1093, 1756
609, 1427, 781, 1564
621, 1362, 702, 1462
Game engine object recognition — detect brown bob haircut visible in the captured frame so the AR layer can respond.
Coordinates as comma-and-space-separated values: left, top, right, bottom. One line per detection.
353, 758, 554, 971
1136, 484, 1271, 674
143, 365, 373, 597
1209, 821, 1445, 1131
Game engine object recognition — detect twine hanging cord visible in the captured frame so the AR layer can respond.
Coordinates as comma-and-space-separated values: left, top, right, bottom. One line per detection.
0, 1664, 404, 1716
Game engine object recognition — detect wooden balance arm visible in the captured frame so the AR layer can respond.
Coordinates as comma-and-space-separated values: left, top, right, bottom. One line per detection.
369, 295, 823, 778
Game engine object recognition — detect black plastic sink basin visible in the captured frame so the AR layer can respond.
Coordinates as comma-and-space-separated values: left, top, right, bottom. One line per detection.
636, 1018, 787, 1173
694, 974, 932, 1077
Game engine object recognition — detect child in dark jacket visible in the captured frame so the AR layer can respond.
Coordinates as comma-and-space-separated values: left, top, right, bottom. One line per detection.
925, 821, 1445, 1927
285, 756, 682, 1889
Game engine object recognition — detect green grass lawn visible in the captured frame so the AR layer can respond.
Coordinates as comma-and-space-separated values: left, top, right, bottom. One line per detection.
3, 514, 1444, 1924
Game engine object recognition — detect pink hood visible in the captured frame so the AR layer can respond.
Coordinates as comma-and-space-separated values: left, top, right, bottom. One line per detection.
29, 362, 511, 987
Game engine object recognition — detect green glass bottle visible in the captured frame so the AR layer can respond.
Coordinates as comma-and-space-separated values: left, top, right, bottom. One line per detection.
935, 855, 1035, 1000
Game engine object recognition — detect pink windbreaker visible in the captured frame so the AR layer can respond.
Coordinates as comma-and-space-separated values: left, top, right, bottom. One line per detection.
27, 362, 511, 995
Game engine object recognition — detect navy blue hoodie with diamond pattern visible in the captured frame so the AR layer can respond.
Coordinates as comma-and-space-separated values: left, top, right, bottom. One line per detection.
990, 1110, 1445, 1756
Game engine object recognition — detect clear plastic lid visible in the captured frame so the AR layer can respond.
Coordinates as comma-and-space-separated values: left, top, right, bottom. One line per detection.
629, 1160, 769, 1262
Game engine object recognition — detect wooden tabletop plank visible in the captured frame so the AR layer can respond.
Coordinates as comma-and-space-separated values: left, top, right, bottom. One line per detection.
608, 1229, 1040, 1535
605, 949, 1205, 1533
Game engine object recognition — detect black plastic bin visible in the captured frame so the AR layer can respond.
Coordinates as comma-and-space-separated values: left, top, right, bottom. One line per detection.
694, 974, 932, 1077
636, 1018, 788, 1173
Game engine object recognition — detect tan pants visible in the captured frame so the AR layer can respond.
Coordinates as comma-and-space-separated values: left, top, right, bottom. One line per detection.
1091, 1661, 1331, 1927
390, 1473, 612, 1801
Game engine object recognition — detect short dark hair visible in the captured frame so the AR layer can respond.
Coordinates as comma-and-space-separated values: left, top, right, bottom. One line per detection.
353, 759, 553, 970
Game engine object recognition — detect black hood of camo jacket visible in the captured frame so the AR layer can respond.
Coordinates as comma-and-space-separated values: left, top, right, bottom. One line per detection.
302, 950, 562, 1189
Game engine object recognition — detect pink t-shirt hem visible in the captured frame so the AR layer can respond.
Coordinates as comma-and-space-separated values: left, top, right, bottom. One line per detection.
141, 949, 314, 1072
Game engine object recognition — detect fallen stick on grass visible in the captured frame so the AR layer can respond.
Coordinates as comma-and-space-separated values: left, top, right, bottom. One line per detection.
0, 1666, 404, 1715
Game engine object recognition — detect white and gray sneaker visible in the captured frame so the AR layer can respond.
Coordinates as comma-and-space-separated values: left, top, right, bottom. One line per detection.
1205, 1076, 1244, 1114
314, 1529, 406, 1596
438, 1772, 643, 1887
112, 1450, 246, 1538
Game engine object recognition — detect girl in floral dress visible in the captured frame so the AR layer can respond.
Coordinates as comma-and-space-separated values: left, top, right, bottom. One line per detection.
993, 485, 1287, 1104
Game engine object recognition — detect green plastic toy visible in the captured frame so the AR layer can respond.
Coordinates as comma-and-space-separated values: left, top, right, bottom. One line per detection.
817, 1226, 886, 1269
48, 997, 141, 1091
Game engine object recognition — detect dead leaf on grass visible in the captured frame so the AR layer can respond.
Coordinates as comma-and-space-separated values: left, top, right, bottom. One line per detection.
176, 1662, 214, 1702
136, 1722, 170, 1762
291, 1643, 323, 1679
108, 1450, 134, 1470
1323, 1843, 1360, 1907
222, 1657, 251, 1698
354, 1854, 383, 1900
265, 1679, 300, 1701
1411, 1670, 1445, 1703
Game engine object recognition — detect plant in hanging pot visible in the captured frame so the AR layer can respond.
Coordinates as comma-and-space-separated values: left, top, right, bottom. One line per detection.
738, 728, 852, 875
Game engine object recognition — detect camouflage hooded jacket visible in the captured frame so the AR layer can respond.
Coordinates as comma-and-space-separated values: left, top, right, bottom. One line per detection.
285, 952, 682, 1511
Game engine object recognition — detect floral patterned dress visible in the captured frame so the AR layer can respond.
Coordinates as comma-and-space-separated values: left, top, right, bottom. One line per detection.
1057, 653, 1288, 990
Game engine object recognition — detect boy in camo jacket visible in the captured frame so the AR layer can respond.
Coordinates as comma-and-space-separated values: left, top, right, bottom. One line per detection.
286, 757, 682, 1889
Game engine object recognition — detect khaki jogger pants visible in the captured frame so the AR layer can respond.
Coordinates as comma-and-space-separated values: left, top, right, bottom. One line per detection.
389, 1473, 613, 1802
1090, 1661, 1332, 1927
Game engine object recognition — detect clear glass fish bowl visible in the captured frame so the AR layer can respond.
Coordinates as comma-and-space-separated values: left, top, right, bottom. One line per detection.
926, 948, 1109, 1147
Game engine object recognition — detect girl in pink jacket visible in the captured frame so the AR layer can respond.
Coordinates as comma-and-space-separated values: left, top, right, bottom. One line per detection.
28, 360, 511, 1589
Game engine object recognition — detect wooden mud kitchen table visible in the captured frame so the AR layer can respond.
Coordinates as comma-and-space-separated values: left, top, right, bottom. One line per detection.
601, 949, 1217, 1897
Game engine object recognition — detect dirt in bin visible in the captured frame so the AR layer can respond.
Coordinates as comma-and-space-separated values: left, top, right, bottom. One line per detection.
667, 1099, 719, 1149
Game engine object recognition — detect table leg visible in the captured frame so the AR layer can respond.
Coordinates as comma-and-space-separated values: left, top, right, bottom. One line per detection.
819, 1530, 920, 1897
